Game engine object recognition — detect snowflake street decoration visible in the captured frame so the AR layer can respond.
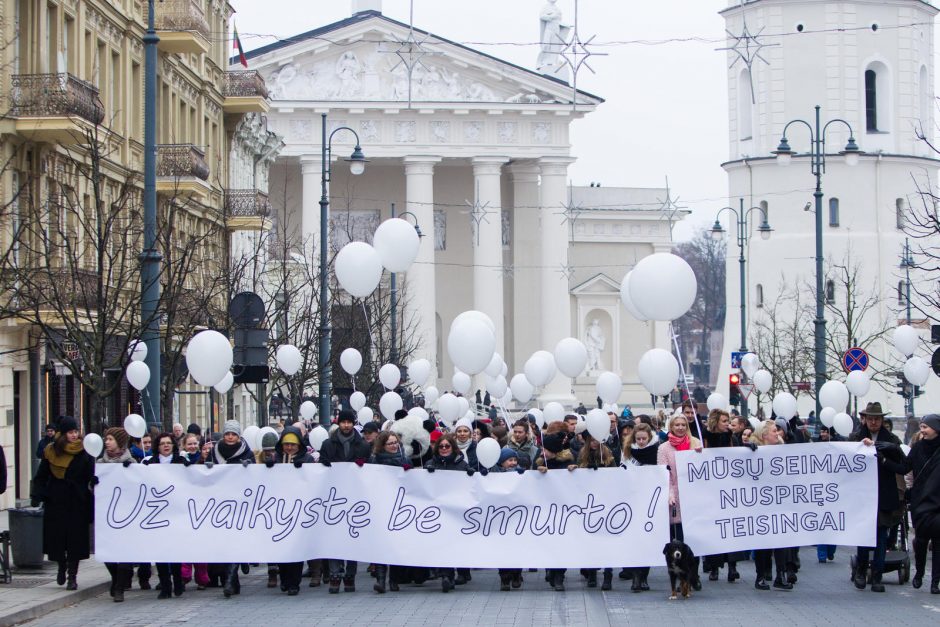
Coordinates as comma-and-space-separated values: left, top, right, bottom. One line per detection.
500, 264, 515, 279
378, 0, 442, 109
656, 176, 687, 237
557, 0, 607, 110
557, 262, 576, 281
465, 183, 494, 247
716, 18, 776, 104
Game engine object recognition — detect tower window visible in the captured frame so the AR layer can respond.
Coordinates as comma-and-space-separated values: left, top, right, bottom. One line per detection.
829, 198, 839, 227
865, 69, 878, 131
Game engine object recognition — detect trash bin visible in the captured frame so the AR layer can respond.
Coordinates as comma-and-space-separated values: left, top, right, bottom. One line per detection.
8, 507, 44, 568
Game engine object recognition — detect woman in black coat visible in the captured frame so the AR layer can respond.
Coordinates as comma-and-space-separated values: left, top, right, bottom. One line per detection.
903, 414, 940, 593
368, 431, 408, 594
143, 432, 189, 598
702, 409, 743, 584
269, 427, 315, 596
31, 416, 94, 590
426, 434, 469, 592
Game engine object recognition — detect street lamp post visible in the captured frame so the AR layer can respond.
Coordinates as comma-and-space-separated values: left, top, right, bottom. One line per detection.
772, 105, 861, 419
319, 113, 367, 426
710, 198, 772, 418
387, 206, 423, 369
900, 238, 914, 416
141, 1, 162, 429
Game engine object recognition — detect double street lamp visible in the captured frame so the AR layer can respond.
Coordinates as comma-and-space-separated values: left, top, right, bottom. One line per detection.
319, 113, 368, 426
900, 238, 915, 416
772, 105, 861, 418
710, 198, 772, 418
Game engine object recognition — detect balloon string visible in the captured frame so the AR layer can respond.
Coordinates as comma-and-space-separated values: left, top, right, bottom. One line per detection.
669, 322, 702, 442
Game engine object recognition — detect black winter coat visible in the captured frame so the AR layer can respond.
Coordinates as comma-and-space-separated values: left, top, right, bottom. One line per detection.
210, 439, 255, 464
319, 430, 371, 464
32, 447, 95, 562
369, 451, 406, 468
851, 425, 903, 514
426, 452, 468, 471
142, 452, 188, 465
905, 437, 940, 536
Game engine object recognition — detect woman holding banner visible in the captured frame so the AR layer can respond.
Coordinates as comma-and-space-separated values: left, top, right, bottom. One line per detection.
426, 434, 470, 593
143, 432, 189, 599
902, 414, 940, 594
368, 431, 407, 594
270, 426, 315, 596
535, 422, 575, 592
98, 427, 135, 602
656, 413, 702, 591
749, 420, 794, 591
573, 431, 618, 590
620, 423, 659, 591
702, 409, 742, 584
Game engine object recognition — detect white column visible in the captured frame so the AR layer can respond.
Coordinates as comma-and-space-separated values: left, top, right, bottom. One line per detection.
471, 157, 509, 357
508, 161, 541, 374
300, 155, 323, 259
538, 157, 577, 405
404, 156, 441, 384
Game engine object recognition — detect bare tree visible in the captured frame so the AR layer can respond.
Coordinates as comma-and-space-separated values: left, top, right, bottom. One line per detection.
674, 230, 726, 386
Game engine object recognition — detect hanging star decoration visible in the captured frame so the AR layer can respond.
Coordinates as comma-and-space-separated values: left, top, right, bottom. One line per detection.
656, 176, 687, 238
557, 0, 607, 110
465, 182, 494, 247
500, 264, 515, 279
715, 17, 776, 104
557, 262, 576, 281
555, 199, 585, 238
378, 0, 442, 109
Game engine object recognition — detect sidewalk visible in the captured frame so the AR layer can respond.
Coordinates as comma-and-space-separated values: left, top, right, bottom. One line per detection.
0, 510, 110, 627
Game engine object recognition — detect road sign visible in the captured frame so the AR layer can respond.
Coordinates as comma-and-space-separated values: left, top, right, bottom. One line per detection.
932, 347, 940, 376
738, 383, 755, 399
731, 351, 745, 368
842, 347, 869, 373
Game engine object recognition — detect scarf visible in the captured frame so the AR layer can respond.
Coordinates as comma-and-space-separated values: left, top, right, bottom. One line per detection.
215, 439, 248, 463
456, 437, 471, 453
44, 440, 85, 479
101, 448, 133, 464
629, 441, 660, 466
668, 432, 691, 451
336, 430, 356, 458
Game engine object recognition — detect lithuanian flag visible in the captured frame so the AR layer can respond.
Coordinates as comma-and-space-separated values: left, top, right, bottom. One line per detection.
233, 24, 248, 68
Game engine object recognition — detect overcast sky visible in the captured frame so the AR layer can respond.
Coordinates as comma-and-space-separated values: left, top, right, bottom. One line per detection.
229, 0, 735, 240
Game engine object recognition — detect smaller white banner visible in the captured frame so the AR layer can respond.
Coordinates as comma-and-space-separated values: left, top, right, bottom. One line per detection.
676, 442, 877, 555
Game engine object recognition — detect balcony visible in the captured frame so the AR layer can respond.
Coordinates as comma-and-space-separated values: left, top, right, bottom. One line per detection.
157, 144, 211, 199
225, 189, 272, 217
223, 71, 270, 114
10, 73, 105, 144
155, 0, 211, 55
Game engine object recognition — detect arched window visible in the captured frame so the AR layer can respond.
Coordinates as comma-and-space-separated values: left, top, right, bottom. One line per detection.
756, 284, 764, 308
896, 198, 906, 229
738, 69, 753, 140
825, 280, 835, 304
865, 62, 891, 133
829, 198, 839, 227
865, 69, 878, 131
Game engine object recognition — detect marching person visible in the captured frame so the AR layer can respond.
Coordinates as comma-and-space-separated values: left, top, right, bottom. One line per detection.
701, 408, 742, 584
620, 423, 659, 590
453, 418, 479, 468
270, 426, 315, 596
31, 416, 94, 591
425, 434, 469, 592
98, 427, 135, 602
368, 431, 408, 593
535, 421, 575, 591
572, 431, 617, 590
318, 410, 371, 593
506, 419, 538, 470
899, 414, 940, 594
143, 432, 188, 598
748, 420, 793, 590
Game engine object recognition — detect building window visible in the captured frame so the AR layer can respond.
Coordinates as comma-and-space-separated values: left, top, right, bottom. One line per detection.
756, 284, 764, 308
865, 69, 878, 131
896, 198, 905, 229
829, 198, 839, 227
738, 69, 753, 140
825, 280, 835, 304
865, 62, 890, 133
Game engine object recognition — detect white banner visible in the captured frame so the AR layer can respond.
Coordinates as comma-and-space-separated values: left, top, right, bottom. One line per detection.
675, 442, 877, 555
95, 463, 670, 568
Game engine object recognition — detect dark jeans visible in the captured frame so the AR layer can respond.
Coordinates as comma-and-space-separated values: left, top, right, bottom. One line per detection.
857, 525, 889, 574
156, 563, 182, 592
278, 562, 304, 590
105, 563, 132, 589
328, 559, 357, 580
754, 548, 786, 580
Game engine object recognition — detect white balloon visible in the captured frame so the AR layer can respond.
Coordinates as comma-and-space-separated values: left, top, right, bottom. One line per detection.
424, 386, 440, 406
301, 400, 318, 419
457, 396, 470, 416
379, 363, 401, 390
741, 353, 761, 377
637, 349, 680, 396
185, 330, 233, 387
603, 403, 619, 415
554, 338, 588, 378
462, 410, 476, 423
752, 369, 773, 394
213, 371, 234, 395
448, 318, 496, 375
585, 408, 610, 442
845, 370, 871, 397
475, 437, 501, 469
819, 380, 850, 411
904, 356, 931, 387
595, 371, 623, 404
543, 401, 565, 423
619, 271, 650, 321
748, 417, 761, 431
83, 433, 103, 458
126, 361, 150, 391
408, 407, 429, 423
500, 363, 508, 378
451, 311, 496, 336
485, 375, 508, 399
771, 392, 798, 419
335, 241, 383, 298
243, 426, 261, 451
309, 426, 329, 450
524, 351, 556, 388
438, 393, 460, 422
123, 413, 146, 438
819, 407, 837, 428
373, 217, 421, 272
452, 371, 471, 395
510, 374, 535, 403
485, 353, 504, 378
833, 412, 854, 437
893, 325, 919, 357
128, 340, 147, 362
527, 407, 545, 427
349, 392, 366, 412
706, 392, 727, 412
357, 407, 374, 426
500, 389, 513, 406
408, 359, 432, 388
275, 344, 302, 376
379, 391, 404, 420
575, 416, 588, 434
629, 253, 697, 321
340, 348, 362, 375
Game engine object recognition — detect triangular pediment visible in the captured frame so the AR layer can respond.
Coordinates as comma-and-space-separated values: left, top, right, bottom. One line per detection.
242, 11, 602, 107
571, 273, 622, 296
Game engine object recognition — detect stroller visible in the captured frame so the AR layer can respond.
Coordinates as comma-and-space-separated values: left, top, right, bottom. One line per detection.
850, 505, 911, 586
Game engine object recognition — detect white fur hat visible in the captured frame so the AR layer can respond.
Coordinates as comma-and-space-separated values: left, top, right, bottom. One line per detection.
454, 417, 473, 431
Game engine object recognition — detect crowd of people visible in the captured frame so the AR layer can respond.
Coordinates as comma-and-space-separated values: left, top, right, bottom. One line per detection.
25, 399, 940, 602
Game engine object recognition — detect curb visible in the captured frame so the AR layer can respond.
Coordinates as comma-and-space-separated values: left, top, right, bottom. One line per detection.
2, 580, 110, 627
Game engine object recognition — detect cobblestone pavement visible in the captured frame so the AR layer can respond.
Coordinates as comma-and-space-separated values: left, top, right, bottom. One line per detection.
21, 552, 940, 627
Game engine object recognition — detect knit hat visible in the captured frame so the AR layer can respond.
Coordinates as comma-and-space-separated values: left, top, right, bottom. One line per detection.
394, 409, 408, 421
542, 431, 568, 454
498, 447, 518, 465
774, 418, 789, 435
473, 420, 491, 439
361, 422, 379, 434
261, 432, 279, 450
337, 410, 356, 424
222, 420, 242, 436
187, 423, 202, 436
455, 417, 473, 431
104, 427, 130, 451
921, 414, 940, 434
57, 416, 79, 434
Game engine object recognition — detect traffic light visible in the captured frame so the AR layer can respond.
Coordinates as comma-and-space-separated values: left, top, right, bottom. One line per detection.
729, 372, 741, 406
896, 372, 912, 399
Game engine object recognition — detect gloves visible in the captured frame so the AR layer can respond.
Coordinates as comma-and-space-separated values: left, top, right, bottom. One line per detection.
182, 459, 190, 467
355, 459, 366, 467
265, 459, 275, 468
426, 466, 435, 473
122, 459, 133, 468
591, 464, 599, 471
466, 468, 475, 477
479, 468, 489, 476
745, 442, 758, 452
91, 476, 100, 486
294, 460, 304, 469
241, 459, 251, 467
320, 459, 332, 467
411, 441, 422, 456
204, 461, 214, 469
402, 464, 412, 471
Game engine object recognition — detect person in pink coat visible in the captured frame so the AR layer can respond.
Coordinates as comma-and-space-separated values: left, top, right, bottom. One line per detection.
657, 412, 703, 589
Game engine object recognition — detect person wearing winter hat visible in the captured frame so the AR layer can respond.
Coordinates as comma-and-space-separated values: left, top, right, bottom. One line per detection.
31, 415, 94, 591
619, 423, 659, 590
186, 423, 202, 437
319, 411, 370, 593
98, 427, 135, 601
453, 418, 478, 468
177, 436, 208, 590
506, 419, 538, 470
367, 431, 409, 593
491, 446, 524, 591
143, 433, 188, 599
360, 421, 380, 446
534, 421, 575, 591
268, 427, 315, 596
425, 434, 469, 592
574, 432, 617, 590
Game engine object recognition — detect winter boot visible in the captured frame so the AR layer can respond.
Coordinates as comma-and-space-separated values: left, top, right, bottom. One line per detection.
631, 572, 641, 592
66, 561, 79, 591
309, 560, 322, 587
931, 577, 940, 594
728, 562, 740, 582
56, 561, 67, 586
328, 578, 340, 594
373, 566, 387, 594
773, 570, 793, 590
708, 567, 719, 581
500, 573, 511, 592
344, 576, 355, 592
870, 571, 885, 593
639, 571, 650, 591
601, 570, 613, 591
222, 564, 240, 598
552, 571, 565, 592
586, 570, 597, 588
455, 568, 471, 585
854, 562, 868, 590
268, 566, 279, 588
441, 575, 454, 593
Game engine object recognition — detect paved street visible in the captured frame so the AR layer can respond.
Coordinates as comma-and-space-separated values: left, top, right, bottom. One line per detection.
19, 551, 940, 626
